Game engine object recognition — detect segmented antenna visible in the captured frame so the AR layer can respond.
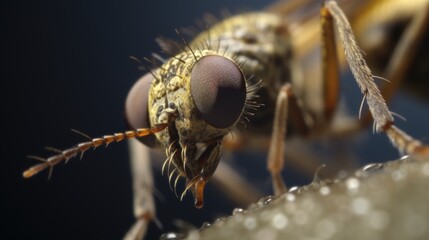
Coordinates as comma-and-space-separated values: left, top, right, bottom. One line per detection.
23, 124, 168, 179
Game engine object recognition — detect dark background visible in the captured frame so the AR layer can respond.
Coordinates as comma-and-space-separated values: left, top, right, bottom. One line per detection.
2, 1, 428, 240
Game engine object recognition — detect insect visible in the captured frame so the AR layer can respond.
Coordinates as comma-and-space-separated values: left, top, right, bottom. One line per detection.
23, 0, 429, 239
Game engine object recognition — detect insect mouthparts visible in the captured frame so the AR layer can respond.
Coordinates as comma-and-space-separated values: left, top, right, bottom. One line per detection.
193, 177, 207, 209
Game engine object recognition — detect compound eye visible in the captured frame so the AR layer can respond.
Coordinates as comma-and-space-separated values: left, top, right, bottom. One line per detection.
190, 55, 246, 128
125, 73, 156, 147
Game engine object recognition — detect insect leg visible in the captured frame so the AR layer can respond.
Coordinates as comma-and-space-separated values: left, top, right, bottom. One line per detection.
123, 139, 155, 240
324, 0, 429, 156
321, 2, 340, 123
267, 83, 313, 196
361, 1, 429, 126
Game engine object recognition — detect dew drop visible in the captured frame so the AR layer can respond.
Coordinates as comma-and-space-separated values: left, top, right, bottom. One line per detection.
272, 213, 288, 229
214, 217, 227, 225
346, 177, 360, 194
200, 222, 211, 230
283, 193, 296, 202
257, 195, 276, 207
243, 216, 257, 230
319, 186, 330, 196
288, 186, 299, 193
351, 197, 371, 215
232, 208, 244, 215
159, 232, 186, 240
248, 203, 257, 211
362, 163, 384, 173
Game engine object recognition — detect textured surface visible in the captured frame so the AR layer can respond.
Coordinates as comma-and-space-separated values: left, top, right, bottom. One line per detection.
177, 156, 429, 240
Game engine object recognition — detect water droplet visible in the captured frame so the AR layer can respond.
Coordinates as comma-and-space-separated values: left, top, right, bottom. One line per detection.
232, 208, 244, 215
257, 195, 276, 207
362, 163, 384, 173
247, 203, 258, 210
351, 197, 371, 215
346, 177, 360, 194
214, 217, 227, 225
283, 193, 295, 202
272, 213, 288, 229
159, 232, 186, 240
200, 222, 211, 230
243, 216, 257, 230
319, 186, 330, 196
288, 186, 299, 193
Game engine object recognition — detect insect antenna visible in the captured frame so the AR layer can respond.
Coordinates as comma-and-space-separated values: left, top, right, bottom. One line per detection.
43, 146, 75, 164
23, 124, 169, 179
26, 155, 54, 180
